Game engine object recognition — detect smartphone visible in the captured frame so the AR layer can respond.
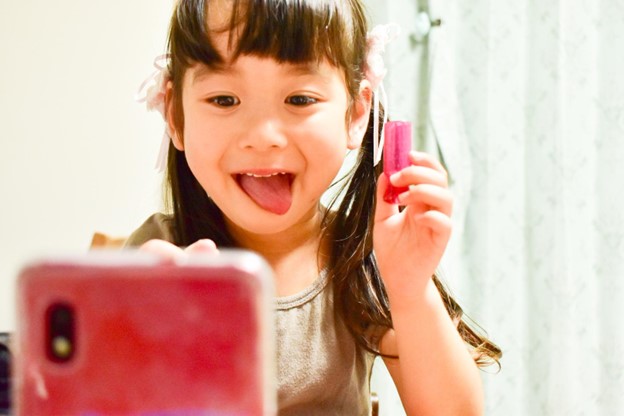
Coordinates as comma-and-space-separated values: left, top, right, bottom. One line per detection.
0, 332, 10, 415
13, 250, 276, 416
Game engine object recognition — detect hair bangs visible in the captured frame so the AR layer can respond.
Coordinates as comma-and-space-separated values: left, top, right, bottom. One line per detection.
169, 0, 222, 69
169, 0, 362, 73
230, 0, 356, 68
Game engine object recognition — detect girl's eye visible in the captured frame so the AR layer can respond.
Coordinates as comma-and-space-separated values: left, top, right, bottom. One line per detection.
286, 95, 318, 106
208, 95, 240, 107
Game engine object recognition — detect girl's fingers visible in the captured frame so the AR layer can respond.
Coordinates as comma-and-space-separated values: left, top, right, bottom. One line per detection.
139, 239, 219, 262
374, 173, 400, 223
413, 210, 453, 241
389, 153, 449, 188
185, 239, 219, 254
408, 151, 448, 177
390, 166, 447, 188
398, 184, 453, 217
139, 239, 185, 260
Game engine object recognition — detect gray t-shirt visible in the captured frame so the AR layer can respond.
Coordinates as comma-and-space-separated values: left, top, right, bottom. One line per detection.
126, 213, 376, 415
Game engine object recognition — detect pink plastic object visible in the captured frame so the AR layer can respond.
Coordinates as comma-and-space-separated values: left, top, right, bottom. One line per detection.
383, 121, 412, 204
14, 250, 276, 416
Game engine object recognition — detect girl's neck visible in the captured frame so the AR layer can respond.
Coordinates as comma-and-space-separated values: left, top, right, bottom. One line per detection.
228, 206, 322, 252
225, 205, 329, 296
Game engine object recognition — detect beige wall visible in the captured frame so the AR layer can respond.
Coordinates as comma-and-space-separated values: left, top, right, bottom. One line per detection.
0, 1, 172, 331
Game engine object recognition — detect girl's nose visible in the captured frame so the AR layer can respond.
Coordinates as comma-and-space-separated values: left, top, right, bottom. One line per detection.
237, 114, 288, 151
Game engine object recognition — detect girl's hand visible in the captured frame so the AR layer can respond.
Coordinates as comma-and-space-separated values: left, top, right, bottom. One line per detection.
139, 239, 219, 260
373, 151, 453, 298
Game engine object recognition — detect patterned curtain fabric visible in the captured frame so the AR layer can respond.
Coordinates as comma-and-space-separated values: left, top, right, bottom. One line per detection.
368, 1, 624, 415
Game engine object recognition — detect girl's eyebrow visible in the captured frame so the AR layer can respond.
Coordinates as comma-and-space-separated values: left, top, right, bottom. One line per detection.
191, 64, 234, 85
191, 61, 326, 85
288, 63, 334, 85
289, 62, 322, 76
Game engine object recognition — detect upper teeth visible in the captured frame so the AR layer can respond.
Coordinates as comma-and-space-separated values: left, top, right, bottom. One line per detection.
244, 172, 286, 178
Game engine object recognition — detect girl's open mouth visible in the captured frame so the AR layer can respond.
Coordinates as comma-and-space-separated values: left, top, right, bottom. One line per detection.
235, 172, 294, 215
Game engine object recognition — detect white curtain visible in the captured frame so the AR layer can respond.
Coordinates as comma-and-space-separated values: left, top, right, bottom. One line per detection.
369, 0, 624, 415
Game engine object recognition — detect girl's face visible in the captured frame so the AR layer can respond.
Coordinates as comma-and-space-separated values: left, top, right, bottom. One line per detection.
169, 54, 371, 236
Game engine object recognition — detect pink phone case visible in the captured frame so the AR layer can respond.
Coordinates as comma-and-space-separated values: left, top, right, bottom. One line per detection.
14, 250, 276, 416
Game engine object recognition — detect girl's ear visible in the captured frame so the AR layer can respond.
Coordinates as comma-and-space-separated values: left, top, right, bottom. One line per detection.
347, 79, 373, 150
165, 81, 184, 151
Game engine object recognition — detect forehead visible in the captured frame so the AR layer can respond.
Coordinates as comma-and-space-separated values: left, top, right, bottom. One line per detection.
187, 57, 344, 86
198, 0, 354, 67
205, 0, 237, 56
171, 0, 359, 94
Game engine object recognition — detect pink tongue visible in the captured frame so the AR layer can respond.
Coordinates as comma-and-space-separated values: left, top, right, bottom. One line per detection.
238, 174, 292, 215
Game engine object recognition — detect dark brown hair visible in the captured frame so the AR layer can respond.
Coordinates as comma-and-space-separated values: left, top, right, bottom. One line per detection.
163, 0, 500, 367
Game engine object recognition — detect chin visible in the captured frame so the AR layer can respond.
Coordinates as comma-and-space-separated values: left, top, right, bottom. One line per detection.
224, 206, 294, 235
225, 201, 322, 239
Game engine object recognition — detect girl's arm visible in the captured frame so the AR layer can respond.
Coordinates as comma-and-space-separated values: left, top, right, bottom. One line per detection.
373, 152, 483, 416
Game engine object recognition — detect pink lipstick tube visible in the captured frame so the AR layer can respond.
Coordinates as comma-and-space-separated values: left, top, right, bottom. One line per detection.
383, 121, 412, 204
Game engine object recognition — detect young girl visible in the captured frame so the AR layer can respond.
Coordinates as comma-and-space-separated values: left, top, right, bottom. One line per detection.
129, 0, 501, 414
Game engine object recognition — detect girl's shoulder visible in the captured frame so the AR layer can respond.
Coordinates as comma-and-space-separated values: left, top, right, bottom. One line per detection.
124, 213, 175, 247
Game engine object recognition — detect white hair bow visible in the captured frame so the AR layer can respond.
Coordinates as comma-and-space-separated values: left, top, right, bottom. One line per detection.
135, 54, 171, 172
364, 23, 400, 166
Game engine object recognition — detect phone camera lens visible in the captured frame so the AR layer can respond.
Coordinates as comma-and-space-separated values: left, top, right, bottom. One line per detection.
46, 303, 75, 363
